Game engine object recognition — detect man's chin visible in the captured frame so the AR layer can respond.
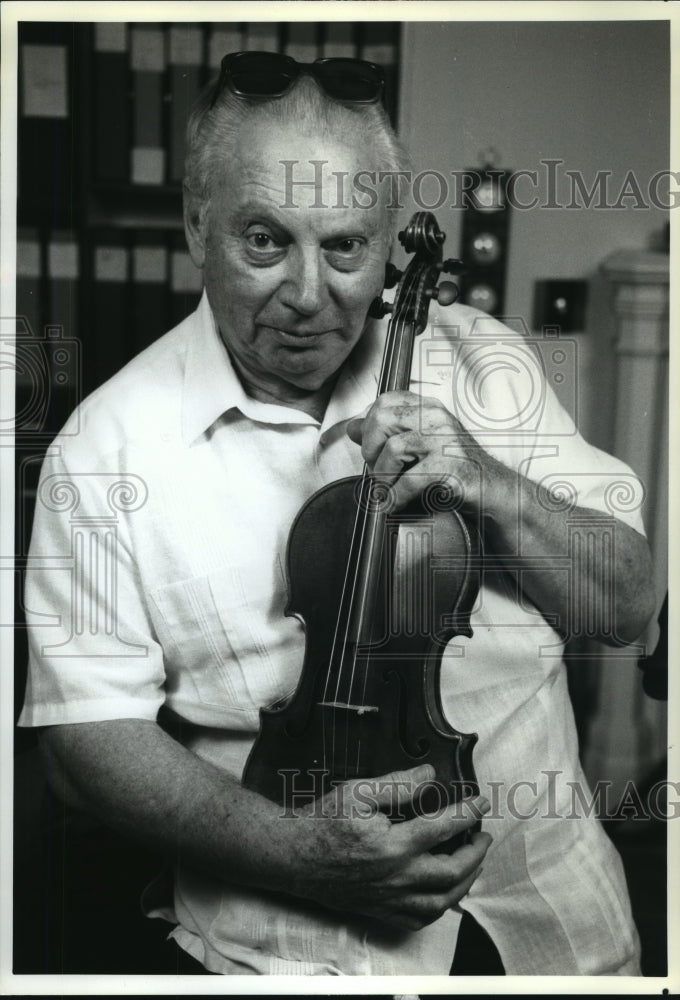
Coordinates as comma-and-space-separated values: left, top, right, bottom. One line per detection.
273, 351, 348, 392
278, 367, 338, 394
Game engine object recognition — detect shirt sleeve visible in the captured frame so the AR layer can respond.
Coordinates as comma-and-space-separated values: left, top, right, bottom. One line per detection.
428, 305, 647, 536
18, 440, 167, 728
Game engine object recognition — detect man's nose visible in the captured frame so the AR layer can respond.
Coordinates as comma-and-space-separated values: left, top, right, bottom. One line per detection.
278, 247, 327, 316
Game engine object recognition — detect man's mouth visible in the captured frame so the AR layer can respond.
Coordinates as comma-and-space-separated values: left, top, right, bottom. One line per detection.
266, 326, 333, 345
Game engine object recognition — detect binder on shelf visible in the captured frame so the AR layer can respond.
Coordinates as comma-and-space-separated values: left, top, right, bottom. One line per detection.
130, 25, 166, 185
208, 24, 243, 74
93, 23, 130, 183
46, 231, 81, 430
321, 23, 355, 58
131, 231, 169, 354
47, 232, 79, 342
14, 228, 50, 435
359, 23, 399, 123
169, 232, 203, 329
90, 230, 131, 391
284, 23, 317, 62
168, 26, 203, 184
16, 228, 43, 343
243, 23, 279, 52
18, 23, 77, 225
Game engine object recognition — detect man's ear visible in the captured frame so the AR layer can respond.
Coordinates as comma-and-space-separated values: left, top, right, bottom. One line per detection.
183, 186, 207, 269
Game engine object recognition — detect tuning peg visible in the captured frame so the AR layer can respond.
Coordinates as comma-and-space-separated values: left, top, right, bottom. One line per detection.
441, 258, 466, 276
368, 296, 393, 319
383, 262, 402, 288
428, 281, 459, 307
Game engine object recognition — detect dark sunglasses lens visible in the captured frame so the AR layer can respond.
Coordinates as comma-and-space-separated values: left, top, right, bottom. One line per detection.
230, 53, 296, 96
316, 61, 383, 101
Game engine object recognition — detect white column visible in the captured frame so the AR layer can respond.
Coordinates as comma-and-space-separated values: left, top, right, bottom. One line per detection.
584, 250, 668, 795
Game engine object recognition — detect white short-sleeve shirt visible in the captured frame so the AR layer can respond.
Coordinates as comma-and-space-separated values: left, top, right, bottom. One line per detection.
20, 293, 644, 976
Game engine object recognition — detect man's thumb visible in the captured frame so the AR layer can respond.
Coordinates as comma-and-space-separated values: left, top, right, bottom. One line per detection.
346, 406, 372, 444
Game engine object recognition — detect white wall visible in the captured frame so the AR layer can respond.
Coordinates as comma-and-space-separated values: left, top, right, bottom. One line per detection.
397, 20, 670, 454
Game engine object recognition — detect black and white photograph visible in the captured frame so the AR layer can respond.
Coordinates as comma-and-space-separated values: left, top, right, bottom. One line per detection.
1, 0, 676, 992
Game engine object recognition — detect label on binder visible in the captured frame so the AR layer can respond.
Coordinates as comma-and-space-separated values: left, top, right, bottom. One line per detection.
22, 44, 68, 118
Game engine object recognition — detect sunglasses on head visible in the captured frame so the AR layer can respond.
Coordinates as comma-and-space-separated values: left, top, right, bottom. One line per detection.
209, 51, 385, 109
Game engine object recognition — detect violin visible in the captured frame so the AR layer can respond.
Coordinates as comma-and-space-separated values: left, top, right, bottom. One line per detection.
243, 212, 480, 853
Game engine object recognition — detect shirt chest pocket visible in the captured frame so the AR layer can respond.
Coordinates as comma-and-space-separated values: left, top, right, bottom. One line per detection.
148, 561, 304, 728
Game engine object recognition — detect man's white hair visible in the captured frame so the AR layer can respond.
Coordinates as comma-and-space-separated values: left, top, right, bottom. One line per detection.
184, 73, 410, 210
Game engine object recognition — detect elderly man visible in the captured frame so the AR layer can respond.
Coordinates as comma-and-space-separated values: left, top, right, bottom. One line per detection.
20, 53, 654, 976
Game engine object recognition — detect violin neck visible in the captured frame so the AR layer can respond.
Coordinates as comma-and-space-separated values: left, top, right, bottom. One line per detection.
377, 317, 417, 395
327, 259, 430, 690
341, 314, 419, 649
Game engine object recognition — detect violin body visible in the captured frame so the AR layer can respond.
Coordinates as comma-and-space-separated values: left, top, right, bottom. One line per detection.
242, 212, 481, 854
243, 476, 481, 851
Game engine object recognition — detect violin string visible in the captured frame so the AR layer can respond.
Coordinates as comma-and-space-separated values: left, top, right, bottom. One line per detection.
322, 297, 405, 777
326, 492, 375, 775
352, 309, 418, 729
341, 276, 421, 779
322, 241, 432, 781
322, 265, 414, 700
320, 299, 405, 775
341, 282, 417, 772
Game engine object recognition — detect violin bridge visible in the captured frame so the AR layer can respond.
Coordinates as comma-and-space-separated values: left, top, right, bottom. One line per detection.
318, 701, 379, 716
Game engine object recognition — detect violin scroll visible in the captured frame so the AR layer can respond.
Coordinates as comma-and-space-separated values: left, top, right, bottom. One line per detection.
397, 211, 444, 255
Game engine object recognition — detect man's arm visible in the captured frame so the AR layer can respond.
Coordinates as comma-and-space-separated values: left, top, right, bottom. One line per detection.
40, 718, 490, 932
482, 460, 655, 646
348, 392, 656, 647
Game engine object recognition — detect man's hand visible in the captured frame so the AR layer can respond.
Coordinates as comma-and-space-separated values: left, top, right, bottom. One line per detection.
277, 763, 491, 931
346, 390, 509, 514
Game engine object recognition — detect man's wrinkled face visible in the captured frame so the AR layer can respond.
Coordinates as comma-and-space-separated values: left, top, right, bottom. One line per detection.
198, 119, 391, 403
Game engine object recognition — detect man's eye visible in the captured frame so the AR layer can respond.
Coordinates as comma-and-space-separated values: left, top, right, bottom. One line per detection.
246, 232, 277, 251
333, 238, 363, 255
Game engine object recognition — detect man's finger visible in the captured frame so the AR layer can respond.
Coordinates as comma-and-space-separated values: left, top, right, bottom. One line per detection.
346, 417, 363, 444
345, 405, 374, 445
439, 830, 492, 880
382, 856, 487, 929
341, 764, 437, 814
372, 431, 429, 477
443, 865, 484, 910
396, 832, 491, 892
357, 406, 421, 465
390, 797, 492, 854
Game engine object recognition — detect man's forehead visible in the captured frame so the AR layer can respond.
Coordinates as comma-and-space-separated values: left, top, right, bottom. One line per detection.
237, 114, 378, 169
214, 119, 391, 221
228, 118, 384, 187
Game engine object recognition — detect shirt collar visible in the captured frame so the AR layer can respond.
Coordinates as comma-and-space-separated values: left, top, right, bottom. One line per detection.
181, 291, 387, 445
318, 318, 384, 441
